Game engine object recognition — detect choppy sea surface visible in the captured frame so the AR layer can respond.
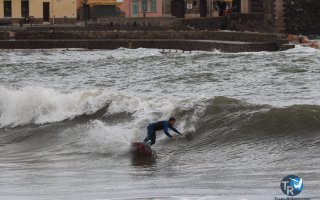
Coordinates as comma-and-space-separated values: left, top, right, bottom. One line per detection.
0, 46, 319, 200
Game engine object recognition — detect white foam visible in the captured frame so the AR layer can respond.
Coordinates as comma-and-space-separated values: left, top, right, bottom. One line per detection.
0, 86, 109, 127
0, 86, 200, 136
286, 44, 320, 54
0, 48, 162, 65
80, 120, 134, 155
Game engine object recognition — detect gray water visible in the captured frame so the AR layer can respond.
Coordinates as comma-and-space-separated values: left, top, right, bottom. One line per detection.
0, 46, 319, 200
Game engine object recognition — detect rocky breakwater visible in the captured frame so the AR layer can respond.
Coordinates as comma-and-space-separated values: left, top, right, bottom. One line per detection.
288, 34, 320, 49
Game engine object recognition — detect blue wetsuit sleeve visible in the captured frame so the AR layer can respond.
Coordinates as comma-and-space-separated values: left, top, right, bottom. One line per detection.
170, 126, 181, 135
163, 121, 172, 138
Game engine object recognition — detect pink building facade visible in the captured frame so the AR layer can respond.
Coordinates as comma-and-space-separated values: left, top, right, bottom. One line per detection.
119, 0, 164, 17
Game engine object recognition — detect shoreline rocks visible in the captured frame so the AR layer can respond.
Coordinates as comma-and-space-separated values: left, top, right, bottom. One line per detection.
288, 34, 320, 49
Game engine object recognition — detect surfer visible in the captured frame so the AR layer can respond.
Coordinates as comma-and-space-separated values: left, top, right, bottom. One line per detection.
144, 117, 182, 145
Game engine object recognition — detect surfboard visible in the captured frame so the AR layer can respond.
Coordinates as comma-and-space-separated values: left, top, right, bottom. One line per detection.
131, 142, 152, 156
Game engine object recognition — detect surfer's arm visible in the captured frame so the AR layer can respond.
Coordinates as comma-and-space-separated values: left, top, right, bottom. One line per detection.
170, 127, 181, 135
164, 130, 173, 138
163, 122, 173, 138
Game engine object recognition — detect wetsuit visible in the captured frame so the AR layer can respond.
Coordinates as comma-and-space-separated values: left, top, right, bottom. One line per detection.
144, 121, 181, 145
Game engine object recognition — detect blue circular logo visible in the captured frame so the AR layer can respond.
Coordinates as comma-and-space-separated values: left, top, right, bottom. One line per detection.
280, 175, 304, 196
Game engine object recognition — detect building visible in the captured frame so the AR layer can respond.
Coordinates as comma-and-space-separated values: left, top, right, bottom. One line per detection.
239, 0, 264, 13
0, 0, 77, 24
119, 0, 163, 17
77, 0, 82, 9
160, 0, 266, 18
78, 0, 264, 19
163, 0, 238, 18
79, 0, 124, 20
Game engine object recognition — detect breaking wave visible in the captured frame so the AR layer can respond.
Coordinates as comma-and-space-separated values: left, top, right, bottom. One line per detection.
1, 86, 320, 153
0, 86, 110, 127
0, 86, 190, 129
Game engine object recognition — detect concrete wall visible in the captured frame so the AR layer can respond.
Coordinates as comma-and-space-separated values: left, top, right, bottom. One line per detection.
52, 0, 77, 18
225, 13, 273, 32
0, 29, 288, 52
0, 39, 281, 52
284, 0, 320, 35
9, 30, 281, 43
238, 0, 320, 34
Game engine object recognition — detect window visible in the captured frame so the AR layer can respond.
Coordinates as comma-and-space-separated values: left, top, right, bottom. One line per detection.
4, 1, 12, 17
150, 0, 156, 12
142, 0, 147, 12
21, 0, 29, 17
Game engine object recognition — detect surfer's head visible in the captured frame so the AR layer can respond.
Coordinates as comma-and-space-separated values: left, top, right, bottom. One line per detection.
169, 117, 176, 126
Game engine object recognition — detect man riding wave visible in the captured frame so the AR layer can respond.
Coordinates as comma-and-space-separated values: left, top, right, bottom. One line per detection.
144, 117, 182, 146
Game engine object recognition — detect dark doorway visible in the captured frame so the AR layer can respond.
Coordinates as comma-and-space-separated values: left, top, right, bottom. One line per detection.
4, 1, 12, 17
43, 2, 50, 22
171, 0, 185, 18
21, 0, 29, 17
82, 4, 90, 20
232, 0, 241, 13
92, 5, 117, 17
250, 0, 263, 13
200, 0, 207, 17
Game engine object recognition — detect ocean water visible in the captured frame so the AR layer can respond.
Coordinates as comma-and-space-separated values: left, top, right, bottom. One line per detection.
0, 46, 319, 200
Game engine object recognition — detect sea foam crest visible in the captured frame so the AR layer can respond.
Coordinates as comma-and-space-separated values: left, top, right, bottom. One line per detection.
0, 86, 185, 128
0, 86, 109, 127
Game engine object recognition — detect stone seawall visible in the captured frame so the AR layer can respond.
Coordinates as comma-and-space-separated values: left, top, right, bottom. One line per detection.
8, 30, 280, 43
284, 0, 320, 35
91, 15, 274, 33
0, 39, 280, 53
0, 30, 292, 52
